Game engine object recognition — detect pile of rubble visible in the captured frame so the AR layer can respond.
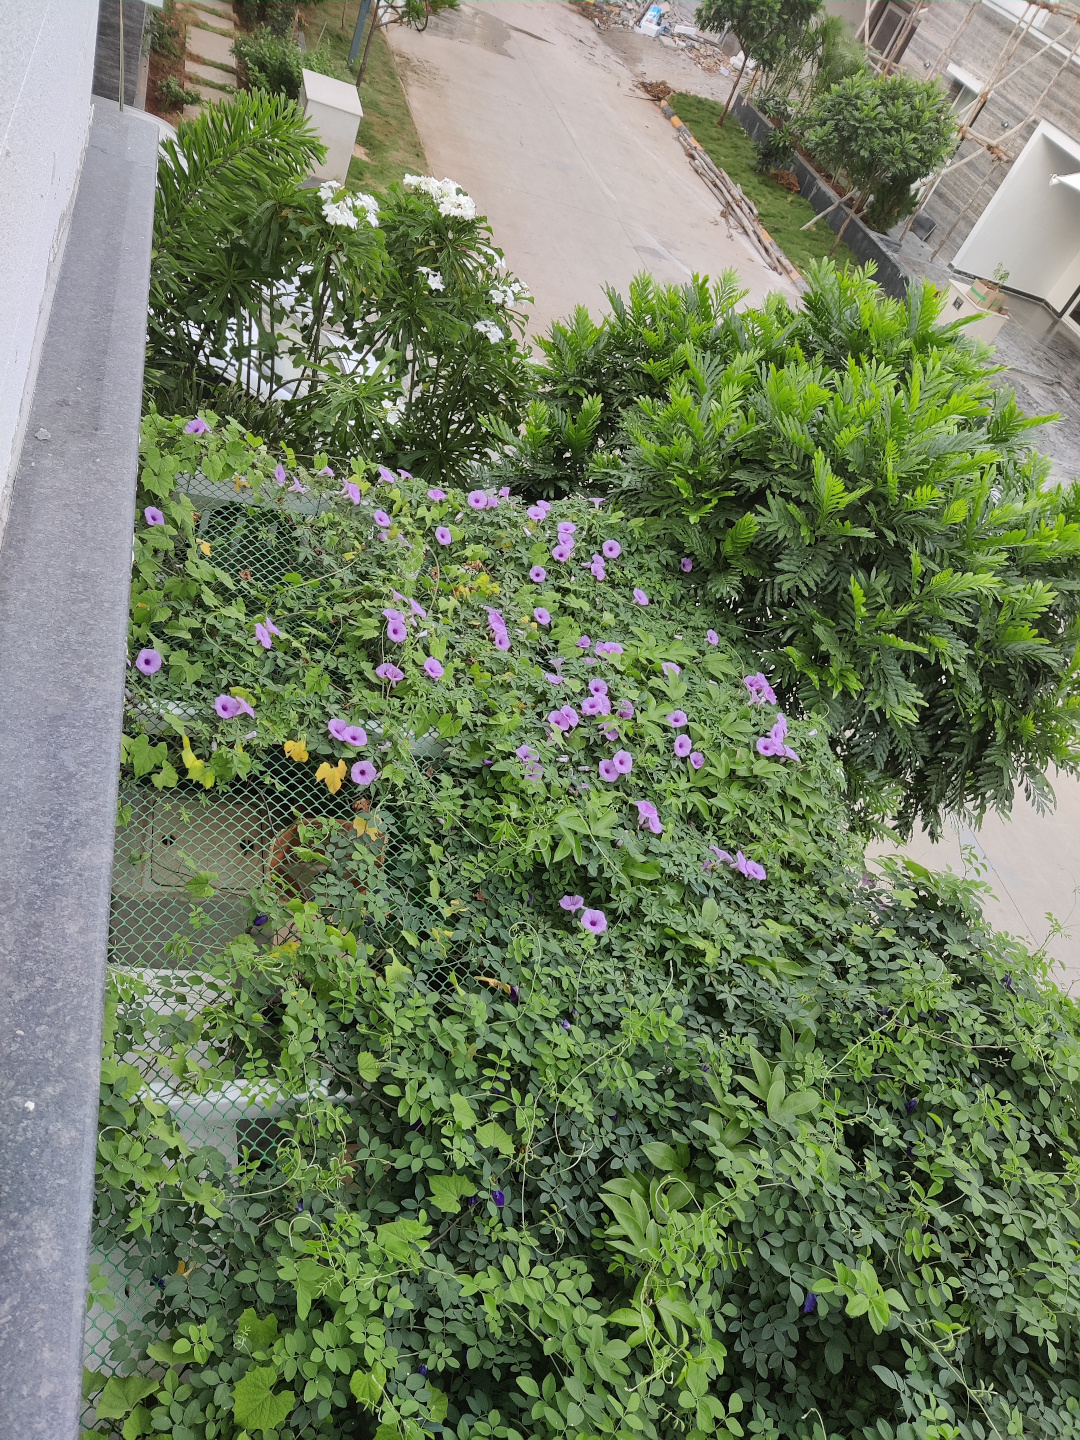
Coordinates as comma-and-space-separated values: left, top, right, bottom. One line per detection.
574, 0, 740, 75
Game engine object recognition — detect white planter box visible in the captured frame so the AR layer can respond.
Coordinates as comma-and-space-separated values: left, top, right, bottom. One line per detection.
300, 69, 364, 184
943, 281, 1008, 345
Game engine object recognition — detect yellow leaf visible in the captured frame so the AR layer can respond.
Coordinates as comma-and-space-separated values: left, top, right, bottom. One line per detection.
198, 541, 211, 556
316, 760, 346, 794
284, 739, 309, 763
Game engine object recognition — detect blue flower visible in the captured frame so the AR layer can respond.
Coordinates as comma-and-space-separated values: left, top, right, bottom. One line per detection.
905, 1097, 918, 1114
493, 1189, 506, 1207
252, 914, 269, 928
418, 1365, 428, 1377
803, 1293, 817, 1314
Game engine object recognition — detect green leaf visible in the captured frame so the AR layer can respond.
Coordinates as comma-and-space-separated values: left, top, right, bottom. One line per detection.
122, 1405, 153, 1440
95, 1376, 159, 1420
356, 1051, 380, 1083
237, 1308, 278, 1352
475, 1121, 515, 1156
450, 1094, 478, 1128
350, 1368, 384, 1408
640, 1142, 685, 1173
428, 1387, 449, 1423
232, 1366, 295, 1432
428, 1174, 477, 1213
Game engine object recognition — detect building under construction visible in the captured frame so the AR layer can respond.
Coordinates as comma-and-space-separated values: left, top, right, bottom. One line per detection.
843, 0, 1080, 332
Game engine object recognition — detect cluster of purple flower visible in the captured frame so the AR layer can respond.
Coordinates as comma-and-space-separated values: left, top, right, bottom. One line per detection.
706, 845, 766, 881
515, 742, 543, 781
756, 712, 798, 762
527, 499, 552, 523
744, 672, 777, 705
254, 618, 281, 650
486, 607, 511, 652
328, 717, 378, 786
384, 607, 409, 644
559, 895, 607, 934
598, 749, 633, 783
467, 487, 510, 511
581, 677, 611, 717
552, 520, 576, 563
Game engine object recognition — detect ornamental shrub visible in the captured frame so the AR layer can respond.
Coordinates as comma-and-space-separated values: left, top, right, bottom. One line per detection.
90, 414, 1080, 1440
233, 27, 304, 99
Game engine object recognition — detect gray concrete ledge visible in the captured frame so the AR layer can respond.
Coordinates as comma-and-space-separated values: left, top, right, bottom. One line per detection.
0, 103, 157, 1440
733, 96, 911, 301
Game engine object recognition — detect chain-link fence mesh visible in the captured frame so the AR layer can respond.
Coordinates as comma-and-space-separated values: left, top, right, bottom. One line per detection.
83, 476, 451, 1396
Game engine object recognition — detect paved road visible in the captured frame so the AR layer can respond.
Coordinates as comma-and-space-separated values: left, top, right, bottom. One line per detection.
384, 0, 797, 336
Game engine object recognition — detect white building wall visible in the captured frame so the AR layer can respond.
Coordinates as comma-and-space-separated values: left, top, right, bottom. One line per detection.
0, 1, 99, 543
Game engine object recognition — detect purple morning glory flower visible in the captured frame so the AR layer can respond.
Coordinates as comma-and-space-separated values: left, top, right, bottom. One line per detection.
581, 908, 607, 935
493, 1189, 506, 1207
734, 852, 766, 881
317, 466, 334, 477
544, 674, 563, 685
680, 557, 693, 572
552, 544, 572, 563
707, 629, 719, 646
634, 799, 661, 833
616, 701, 634, 719
576, 636, 591, 649
595, 642, 624, 657
744, 672, 777, 706
582, 696, 611, 717
589, 679, 609, 696
427, 488, 446, 500
387, 619, 408, 643
135, 648, 162, 675
486, 495, 500, 509
602, 540, 621, 560
560, 706, 580, 730
561, 1018, 571, 1030
527, 505, 546, 522
633, 588, 649, 606
215, 694, 253, 720
548, 709, 570, 731
667, 711, 688, 728
265, 619, 281, 637
423, 656, 444, 679
530, 566, 547, 583
499, 487, 510, 497
557, 521, 577, 536
408, 598, 427, 619
662, 662, 680, 677
674, 735, 692, 758
375, 663, 404, 684
590, 560, 607, 580
516, 744, 538, 761
184, 417, 209, 435
352, 761, 378, 786
290, 478, 306, 494
598, 759, 619, 782
709, 845, 733, 865
803, 1293, 817, 1315
534, 607, 551, 626
275, 464, 287, 485
144, 506, 165, 526
255, 623, 273, 649
612, 750, 633, 775
689, 751, 705, 769
328, 718, 349, 740
560, 895, 584, 911
399, 469, 412, 479
435, 526, 452, 546
757, 735, 783, 757
467, 490, 488, 510
377, 465, 396, 484
373, 509, 392, 529
524, 761, 544, 778
342, 481, 362, 505
343, 725, 368, 747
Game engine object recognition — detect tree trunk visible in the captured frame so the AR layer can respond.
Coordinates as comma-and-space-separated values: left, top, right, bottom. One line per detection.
717, 50, 750, 128
829, 189, 865, 256
356, 0, 381, 85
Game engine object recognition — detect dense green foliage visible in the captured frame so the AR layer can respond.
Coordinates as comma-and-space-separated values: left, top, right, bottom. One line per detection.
148, 94, 532, 471
500, 265, 1080, 839
695, 0, 822, 124
93, 417, 1080, 1440
233, 27, 305, 99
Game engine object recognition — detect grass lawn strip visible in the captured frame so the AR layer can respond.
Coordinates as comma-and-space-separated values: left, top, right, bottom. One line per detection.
668, 91, 857, 276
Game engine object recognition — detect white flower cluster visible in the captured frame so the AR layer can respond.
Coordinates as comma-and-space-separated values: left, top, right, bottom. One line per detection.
381, 396, 405, 427
489, 278, 530, 307
418, 266, 446, 292
473, 319, 505, 344
318, 181, 380, 230
403, 174, 477, 221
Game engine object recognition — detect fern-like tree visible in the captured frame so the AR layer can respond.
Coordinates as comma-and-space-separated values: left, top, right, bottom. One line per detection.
696, 0, 822, 126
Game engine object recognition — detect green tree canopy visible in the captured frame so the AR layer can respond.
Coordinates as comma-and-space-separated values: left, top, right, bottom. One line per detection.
696, 0, 823, 124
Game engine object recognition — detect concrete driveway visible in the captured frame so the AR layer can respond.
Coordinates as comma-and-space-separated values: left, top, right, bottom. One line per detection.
384, 0, 797, 335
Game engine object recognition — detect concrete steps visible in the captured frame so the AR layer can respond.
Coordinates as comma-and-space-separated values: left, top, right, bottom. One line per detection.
186, 59, 237, 91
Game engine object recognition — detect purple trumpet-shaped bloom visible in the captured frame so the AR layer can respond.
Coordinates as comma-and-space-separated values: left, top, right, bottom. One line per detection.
576, 635, 591, 649
680, 557, 693, 572
265, 619, 281, 637
709, 845, 734, 865
534, 607, 551, 626
435, 526, 452, 546
674, 735, 692, 758
516, 744, 538, 761
290, 478, 306, 494
399, 469, 412, 479
373, 509, 392, 529
602, 726, 620, 743
467, 490, 488, 510
612, 750, 633, 775
275, 464, 287, 485
408, 598, 427, 618
317, 466, 334, 477
135, 648, 162, 675
634, 800, 662, 835
559, 705, 580, 730
595, 642, 624, 657
185, 417, 209, 435
548, 709, 570, 731
328, 718, 349, 740
343, 725, 368, 747
616, 701, 634, 720
560, 895, 584, 911
598, 759, 619, 782
756, 735, 784, 757
689, 751, 705, 770
662, 662, 680, 677
707, 629, 719, 646
589, 679, 609, 696
633, 588, 649, 606
377, 465, 396, 485
387, 619, 408, 643
744, 672, 777, 706
529, 566, 546, 583
552, 544, 572, 563
602, 540, 621, 560
525, 762, 544, 780
582, 695, 611, 717
423, 656, 444, 679
375, 663, 404, 684
544, 674, 563, 685
557, 521, 577, 536
215, 695, 254, 720
342, 481, 362, 505
590, 559, 607, 580
581, 908, 607, 935
255, 623, 273, 649
352, 761, 378, 787
667, 711, 688, 728
144, 507, 165, 526
561, 1018, 571, 1031
486, 494, 500, 509
734, 852, 766, 881
428, 487, 446, 501
527, 505, 546, 522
